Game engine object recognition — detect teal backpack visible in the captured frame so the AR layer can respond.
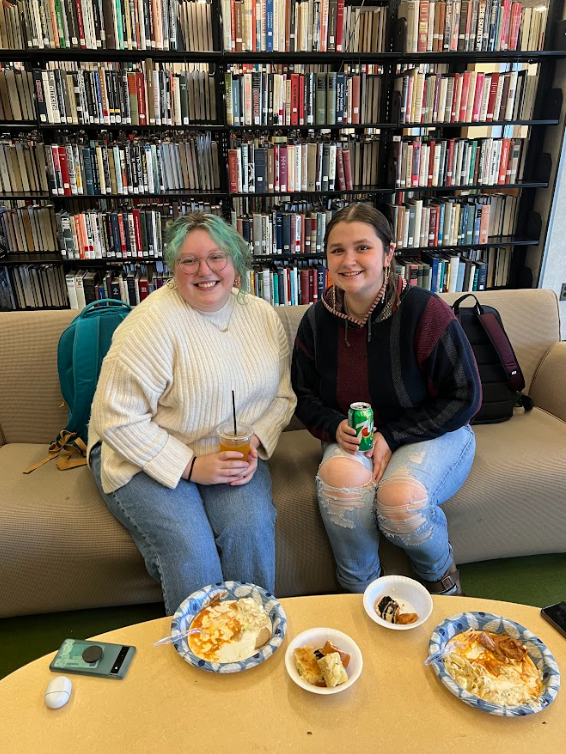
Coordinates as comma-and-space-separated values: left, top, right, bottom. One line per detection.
25, 299, 132, 473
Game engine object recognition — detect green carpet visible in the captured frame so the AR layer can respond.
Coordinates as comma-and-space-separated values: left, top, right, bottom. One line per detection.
1, 553, 565, 681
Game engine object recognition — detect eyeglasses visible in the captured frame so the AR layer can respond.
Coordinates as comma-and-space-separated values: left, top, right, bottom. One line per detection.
176, 252, 230, 274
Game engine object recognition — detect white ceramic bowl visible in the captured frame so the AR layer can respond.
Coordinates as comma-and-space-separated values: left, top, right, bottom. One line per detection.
285, 627, 363, 695
363, 575, 433, 631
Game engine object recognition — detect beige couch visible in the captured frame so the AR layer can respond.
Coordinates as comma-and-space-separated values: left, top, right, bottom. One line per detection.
1, 289, 565, 619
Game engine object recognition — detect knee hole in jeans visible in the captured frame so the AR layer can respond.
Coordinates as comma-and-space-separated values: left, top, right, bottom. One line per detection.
376, 470, 431, 541
316, 458, 376, 529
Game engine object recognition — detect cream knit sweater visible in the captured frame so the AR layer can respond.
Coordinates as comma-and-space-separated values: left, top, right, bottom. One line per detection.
88, 285, 297, 493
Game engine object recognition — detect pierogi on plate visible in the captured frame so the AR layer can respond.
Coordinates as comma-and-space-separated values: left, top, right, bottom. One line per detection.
188, 597, 272, 663
444, 629, 543, 706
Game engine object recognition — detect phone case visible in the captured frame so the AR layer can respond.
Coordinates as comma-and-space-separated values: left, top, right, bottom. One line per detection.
49, 639, 136, 679
541, 602, 566, 640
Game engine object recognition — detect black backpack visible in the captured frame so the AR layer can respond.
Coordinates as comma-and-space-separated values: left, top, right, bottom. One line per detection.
452, 294, 533, 424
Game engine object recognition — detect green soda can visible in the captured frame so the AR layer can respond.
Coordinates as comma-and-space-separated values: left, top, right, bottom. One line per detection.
348, 402, 374, 452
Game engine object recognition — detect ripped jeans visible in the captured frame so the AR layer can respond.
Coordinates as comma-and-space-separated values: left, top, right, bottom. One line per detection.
316, 425, 475, 592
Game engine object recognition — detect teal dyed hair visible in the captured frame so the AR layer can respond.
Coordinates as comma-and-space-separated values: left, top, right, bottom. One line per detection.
164, 212, 253, 281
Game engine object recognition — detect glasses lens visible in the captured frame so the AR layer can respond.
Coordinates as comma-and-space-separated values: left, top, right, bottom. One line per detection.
178, 258, 198, 273
207, 253, 229, 271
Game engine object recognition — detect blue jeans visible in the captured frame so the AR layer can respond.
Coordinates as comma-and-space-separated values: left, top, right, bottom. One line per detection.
90, 445, 277, 615
316, 425, 476, 592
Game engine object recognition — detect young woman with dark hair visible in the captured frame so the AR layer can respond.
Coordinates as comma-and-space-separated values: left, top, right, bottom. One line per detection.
292, 203, 481, 596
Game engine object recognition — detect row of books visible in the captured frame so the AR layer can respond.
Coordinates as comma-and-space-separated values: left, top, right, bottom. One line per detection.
0, 138, 50, 195
0, 204, 58, 254
227, 135, 381, 194
56, 208, 165, 260
45, 135, 221, 196
221, 0, 388, 53
393, 136, 525, 188
398, 0, 547, 53
0, 64, 35, 123
52, 199, 223, 259
396, 246, 511, 291
35, 62, 217, 127
231, 207, 338, 255
241, 262, 329, 305
390, 193, 519, 250
395, 65, 537, 125
226, 67, 383, 128
1, 0, 203, 51
0, 264, 69, 310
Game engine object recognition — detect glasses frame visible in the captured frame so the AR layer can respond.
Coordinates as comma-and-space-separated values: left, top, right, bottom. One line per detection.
176, 252, 231, 275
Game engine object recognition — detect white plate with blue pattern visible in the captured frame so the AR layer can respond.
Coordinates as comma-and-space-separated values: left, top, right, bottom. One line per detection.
171, 581, 287, 674
428, 611, 560, 716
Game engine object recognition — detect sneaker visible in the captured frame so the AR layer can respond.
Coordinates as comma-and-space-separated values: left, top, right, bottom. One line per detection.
422, 560, 464, 596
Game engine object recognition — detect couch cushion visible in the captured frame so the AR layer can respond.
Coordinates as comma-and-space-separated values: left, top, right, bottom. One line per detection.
0, 436, 339, 618
269, 430, 339, 596
446, 408, 566, 564
0, 310, 76, 444
0, 443, 162, 619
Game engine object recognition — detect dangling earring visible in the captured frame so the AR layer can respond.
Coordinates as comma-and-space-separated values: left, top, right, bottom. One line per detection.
332, 284, 336, 310
383, 264, 391, 289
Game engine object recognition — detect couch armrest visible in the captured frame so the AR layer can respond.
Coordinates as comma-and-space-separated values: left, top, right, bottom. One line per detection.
529, 342, 566, 422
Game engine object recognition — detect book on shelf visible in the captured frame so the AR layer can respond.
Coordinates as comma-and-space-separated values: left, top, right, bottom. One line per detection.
228, 134, 381, 194
0, 0, 214, 52
397, 0, 547, 53
0, 64, 35, 122
394, 62, 538, 125
45, 134, 220, 197
35, 61, 217, 127
0, 138, 50, 195
390, 193, 518, 250
397, 246, 501, 293
393, 135, 524, 188
240, 261, 328, 306
225, 63, 383, 128
221, 0, 387, 53
2, 263, 69, 309
0, 203, 58, 253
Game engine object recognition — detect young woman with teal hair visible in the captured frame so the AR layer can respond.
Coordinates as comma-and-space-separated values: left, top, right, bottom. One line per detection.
89, 212, 296, 614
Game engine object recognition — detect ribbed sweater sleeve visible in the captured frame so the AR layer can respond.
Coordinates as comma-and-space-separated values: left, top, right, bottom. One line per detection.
379, 300, 482, 451
292, 305, 345, 442
90, 355, 194, 489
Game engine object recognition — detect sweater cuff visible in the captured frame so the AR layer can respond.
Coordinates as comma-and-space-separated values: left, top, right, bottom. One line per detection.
142, 435, 194, 489
378, 427, 400, 453
253, 419, 281, 459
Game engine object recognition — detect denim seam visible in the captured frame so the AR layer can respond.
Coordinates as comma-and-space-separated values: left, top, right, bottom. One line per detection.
422, 426, 475, 503
108, 490, 172, 613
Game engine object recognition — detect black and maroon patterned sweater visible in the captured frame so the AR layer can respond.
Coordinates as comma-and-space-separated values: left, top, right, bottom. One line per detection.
291, 282, 482, 451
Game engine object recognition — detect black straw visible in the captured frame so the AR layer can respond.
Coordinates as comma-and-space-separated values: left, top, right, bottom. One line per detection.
232, 390, 237, 437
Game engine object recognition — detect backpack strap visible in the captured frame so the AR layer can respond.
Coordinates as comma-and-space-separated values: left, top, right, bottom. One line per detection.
452, 293, 525, 392
23, 431, 87, 474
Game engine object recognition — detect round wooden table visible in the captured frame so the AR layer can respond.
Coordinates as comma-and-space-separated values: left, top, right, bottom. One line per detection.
1, 595, 564, 753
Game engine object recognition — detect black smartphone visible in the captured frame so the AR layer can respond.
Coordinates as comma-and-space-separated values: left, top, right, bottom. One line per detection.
49, 639, 136, 679
541, 601, 566, 639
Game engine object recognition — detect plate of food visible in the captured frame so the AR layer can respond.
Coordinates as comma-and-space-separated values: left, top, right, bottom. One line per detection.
428, 611, 561, 716
285, 627, 363, 695
171, 581, 287, 673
